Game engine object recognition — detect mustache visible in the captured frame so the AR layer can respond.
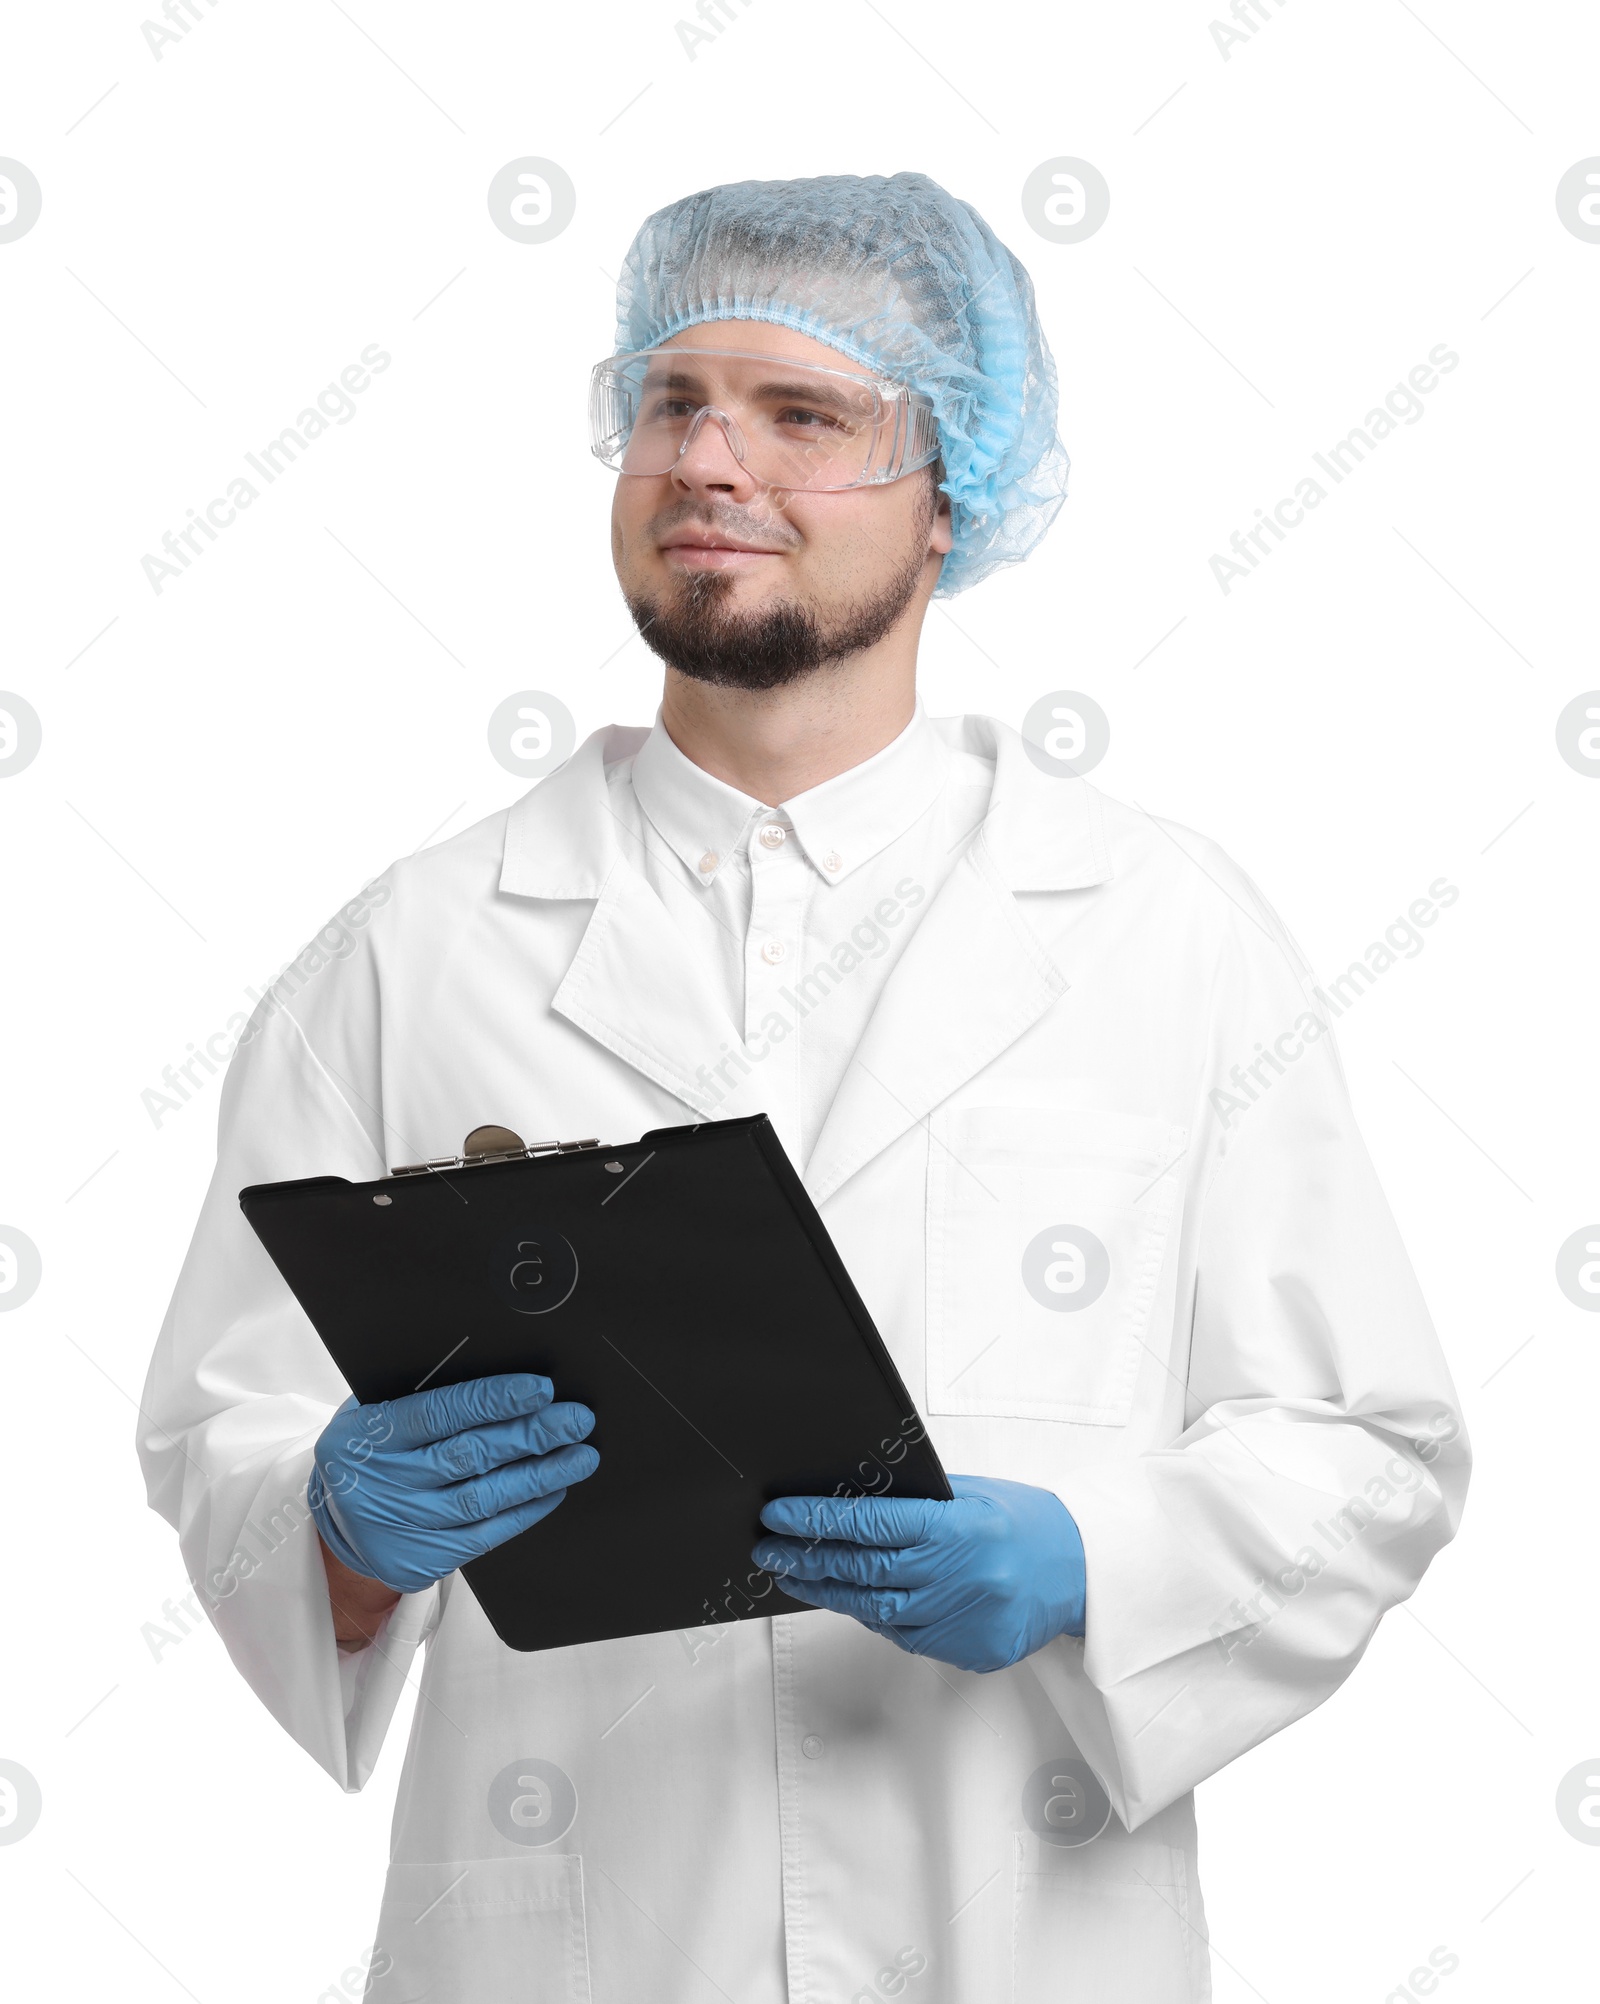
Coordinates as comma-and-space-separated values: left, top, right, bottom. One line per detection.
646, 498, 803, 551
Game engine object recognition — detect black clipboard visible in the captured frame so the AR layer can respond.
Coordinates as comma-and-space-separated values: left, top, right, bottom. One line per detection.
239, 1112, 950, 1652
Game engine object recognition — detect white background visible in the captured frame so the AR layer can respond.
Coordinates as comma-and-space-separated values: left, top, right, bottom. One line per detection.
2, 1, 1597, 1997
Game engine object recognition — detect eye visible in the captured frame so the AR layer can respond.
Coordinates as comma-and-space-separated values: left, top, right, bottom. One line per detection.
640, 392, 701, 422
781, 403, 853, 432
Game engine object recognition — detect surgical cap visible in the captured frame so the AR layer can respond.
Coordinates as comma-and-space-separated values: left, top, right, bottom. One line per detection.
614, 172, 1069, 595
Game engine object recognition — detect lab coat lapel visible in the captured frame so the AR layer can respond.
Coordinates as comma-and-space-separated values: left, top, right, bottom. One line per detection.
498, 726, 766, 1123
800, 833, 1062, 1204
551, 859, 769, 1121
802, 721, 1112, 1207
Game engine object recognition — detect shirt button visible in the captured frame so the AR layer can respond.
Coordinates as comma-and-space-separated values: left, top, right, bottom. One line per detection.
822, 851, 843, 874
759, 938, 787, 966
801, 1734, 825, 1759
698, 850, 718, 875
758, 824, 787, 850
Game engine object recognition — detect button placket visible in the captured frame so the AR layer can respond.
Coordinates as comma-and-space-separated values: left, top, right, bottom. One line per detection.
744, 817, 807, 1149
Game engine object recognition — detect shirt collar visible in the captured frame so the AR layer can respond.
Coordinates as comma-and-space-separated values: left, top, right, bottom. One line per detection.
629, 701, 951, 888
630, 712, 768, 885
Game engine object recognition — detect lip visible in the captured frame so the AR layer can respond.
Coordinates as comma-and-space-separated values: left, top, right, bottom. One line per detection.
658, 531, 787, 570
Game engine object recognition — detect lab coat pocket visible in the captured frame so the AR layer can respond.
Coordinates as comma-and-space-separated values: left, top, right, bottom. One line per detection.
927, 1105, 1186, 1425
1012, 1831, 1202, 2003
369, 1854, 590, 2002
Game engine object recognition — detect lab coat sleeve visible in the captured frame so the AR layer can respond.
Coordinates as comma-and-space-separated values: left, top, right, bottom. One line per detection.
1029, 893, 1471, 1832
137, 998, 441, 1791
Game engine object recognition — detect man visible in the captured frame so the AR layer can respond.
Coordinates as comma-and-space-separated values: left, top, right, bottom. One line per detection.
140, 173, 1469, 2001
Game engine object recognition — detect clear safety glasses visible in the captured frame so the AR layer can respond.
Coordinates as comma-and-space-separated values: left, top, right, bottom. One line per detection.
589, 346, 942, 492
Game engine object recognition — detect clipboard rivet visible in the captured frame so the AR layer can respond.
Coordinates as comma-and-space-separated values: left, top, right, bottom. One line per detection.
373, 1194, 393, 1206
604, 1160, 625, 1173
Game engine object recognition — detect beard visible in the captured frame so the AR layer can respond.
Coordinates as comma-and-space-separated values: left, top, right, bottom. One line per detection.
623, 504, 932, 693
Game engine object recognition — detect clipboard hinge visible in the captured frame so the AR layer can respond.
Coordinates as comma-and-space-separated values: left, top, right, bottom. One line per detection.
388, 1127, 601, 1179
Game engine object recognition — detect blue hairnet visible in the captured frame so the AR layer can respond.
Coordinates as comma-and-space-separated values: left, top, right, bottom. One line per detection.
614, 172, 1069, 595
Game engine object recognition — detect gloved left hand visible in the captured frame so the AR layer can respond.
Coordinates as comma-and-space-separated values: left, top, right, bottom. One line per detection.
752, 1473, 1086, 1673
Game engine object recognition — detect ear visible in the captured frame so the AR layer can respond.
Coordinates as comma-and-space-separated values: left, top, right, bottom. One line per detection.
928, 486, 954, 557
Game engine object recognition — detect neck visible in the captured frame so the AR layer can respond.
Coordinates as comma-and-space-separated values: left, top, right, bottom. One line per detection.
657, 612, 927, 808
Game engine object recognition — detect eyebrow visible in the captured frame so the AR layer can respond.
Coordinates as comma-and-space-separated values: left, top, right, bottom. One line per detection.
753, 378, 865, 412
637, 366, 868, 413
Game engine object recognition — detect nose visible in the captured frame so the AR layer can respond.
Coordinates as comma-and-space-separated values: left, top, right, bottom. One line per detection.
669, 406, 762, 501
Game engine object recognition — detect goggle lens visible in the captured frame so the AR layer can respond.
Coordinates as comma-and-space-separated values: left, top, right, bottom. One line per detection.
590, 348, 939, 492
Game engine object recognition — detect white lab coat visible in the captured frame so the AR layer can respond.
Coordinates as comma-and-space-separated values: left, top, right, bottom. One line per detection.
140, 713, 1469, 2003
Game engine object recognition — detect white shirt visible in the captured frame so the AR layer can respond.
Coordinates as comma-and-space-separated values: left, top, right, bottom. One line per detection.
620, 702, 990, 1170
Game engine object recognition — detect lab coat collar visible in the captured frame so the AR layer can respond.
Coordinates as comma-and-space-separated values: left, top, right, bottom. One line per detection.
499, 723, 648, 901
926, 711, 1112, 892
499, 712, 1110, 900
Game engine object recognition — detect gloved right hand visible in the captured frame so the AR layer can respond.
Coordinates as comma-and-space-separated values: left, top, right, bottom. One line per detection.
308, 1372, 598, 1594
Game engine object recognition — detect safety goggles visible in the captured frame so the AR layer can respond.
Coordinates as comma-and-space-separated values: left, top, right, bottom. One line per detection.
589, 346, 941, 492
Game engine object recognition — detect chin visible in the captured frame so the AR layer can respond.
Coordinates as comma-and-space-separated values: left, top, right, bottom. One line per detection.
658, 561, 775, 601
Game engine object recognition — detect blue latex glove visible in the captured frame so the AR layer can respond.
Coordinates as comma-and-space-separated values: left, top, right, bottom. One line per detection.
308, 1373, 598, 1594
753, 1474, 1086, 1673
